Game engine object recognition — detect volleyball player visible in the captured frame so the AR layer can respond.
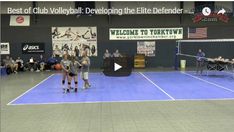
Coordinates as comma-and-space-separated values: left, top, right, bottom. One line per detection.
67, 55, 81, 93
60, 54, 71, 93
80, 50, 91, 89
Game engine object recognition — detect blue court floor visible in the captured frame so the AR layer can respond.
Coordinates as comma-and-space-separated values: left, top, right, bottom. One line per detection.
8, 71, 234, 105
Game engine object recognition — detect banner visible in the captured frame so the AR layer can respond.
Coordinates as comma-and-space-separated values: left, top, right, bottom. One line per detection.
1, 42, 10, 54
137, 41, 155, 57
52, 27, 97, 57
109, 28, 183, 40
22, 43, 45, 54
10, 15, 30, 26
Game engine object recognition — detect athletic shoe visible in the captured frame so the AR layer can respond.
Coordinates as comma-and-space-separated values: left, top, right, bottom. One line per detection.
74, 88, 78, 93
62, 85, 66, 93
66, 89, 70, 93
85, 83, 91, 89
82, 86, 86, 90
63, 88, 66, 93
62, 85, 66, 90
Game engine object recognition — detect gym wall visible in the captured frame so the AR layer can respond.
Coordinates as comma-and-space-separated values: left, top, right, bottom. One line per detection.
1, 2, 234, 68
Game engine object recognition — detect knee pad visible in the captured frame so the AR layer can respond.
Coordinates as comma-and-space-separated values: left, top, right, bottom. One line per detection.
68, 82, 71, 85
75, 81, 78, 84
62, 80, 65, 84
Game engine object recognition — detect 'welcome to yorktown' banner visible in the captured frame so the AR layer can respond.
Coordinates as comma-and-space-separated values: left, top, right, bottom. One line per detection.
109, 28, 183, 40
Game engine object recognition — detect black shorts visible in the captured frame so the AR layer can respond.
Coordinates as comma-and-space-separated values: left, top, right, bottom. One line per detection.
69, 72, 77, 77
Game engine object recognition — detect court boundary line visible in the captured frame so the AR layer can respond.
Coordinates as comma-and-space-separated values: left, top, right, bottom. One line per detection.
181, 72, 234, 93
139, 72, 175, 100
7, 71, 234, 106
7, 74, 55, 105
222, 71, 233, 75
8, 98, 234, 106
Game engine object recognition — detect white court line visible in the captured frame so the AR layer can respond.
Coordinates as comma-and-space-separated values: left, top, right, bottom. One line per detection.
222, 71, 234, 76
181, 72, 234, 93
7, 74, 55, 105
8, 98, 234, 106
7, 72, 234, 106
139, 72, 175, 100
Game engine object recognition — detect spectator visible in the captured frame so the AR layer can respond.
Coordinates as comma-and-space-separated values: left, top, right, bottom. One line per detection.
113, 49, 122, 57
10, 57, 19, 73
38, 54, 46, 71
15, 57, 24, 71
27, 57, 38, 71
3, 56, 14, 74
103, 49, 112, 59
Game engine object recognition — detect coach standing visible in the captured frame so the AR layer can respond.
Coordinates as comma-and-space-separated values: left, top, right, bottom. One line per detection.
196, 49, 205, 75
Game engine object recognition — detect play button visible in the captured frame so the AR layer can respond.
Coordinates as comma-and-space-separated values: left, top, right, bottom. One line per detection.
114, 63, 122, 71
103, 57, 132, 76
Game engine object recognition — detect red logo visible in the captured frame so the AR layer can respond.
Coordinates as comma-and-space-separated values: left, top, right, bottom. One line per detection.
16, 16, 24, 24
193, 13, 229, 23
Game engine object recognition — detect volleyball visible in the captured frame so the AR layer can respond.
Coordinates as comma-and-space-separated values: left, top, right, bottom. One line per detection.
55, 64, 62, 70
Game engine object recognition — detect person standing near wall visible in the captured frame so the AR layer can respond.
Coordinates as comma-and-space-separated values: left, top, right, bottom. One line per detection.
196, 49, 205, 75
103, 49, 112, 59
103, 49, 112, 70
113, 49, 122, 57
